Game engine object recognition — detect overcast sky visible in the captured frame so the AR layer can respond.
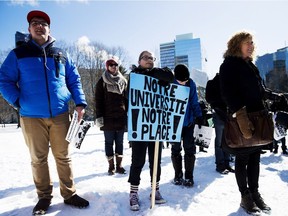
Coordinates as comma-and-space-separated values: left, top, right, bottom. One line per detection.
1, 0, 288, 78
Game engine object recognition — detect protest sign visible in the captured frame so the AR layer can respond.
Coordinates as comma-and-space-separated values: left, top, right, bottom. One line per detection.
193, 125, 214, 148
128, 73, 189, 142
66, 110, 91, 149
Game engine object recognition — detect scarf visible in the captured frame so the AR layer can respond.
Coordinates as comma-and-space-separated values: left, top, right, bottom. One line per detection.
102, 70, 127, 94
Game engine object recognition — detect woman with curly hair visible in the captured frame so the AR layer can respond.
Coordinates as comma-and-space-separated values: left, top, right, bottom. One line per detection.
219, 31, 272, 215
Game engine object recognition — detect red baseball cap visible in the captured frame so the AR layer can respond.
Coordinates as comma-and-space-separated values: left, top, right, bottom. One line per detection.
27, 10, 50, 25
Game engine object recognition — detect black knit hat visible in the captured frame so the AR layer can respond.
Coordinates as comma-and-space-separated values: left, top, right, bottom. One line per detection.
174, 64, 190, 81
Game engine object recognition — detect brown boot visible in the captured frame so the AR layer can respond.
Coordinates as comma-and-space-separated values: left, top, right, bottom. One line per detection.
115, 154, 126, 174
107, 156, 115, 175
240, 190, 261, 214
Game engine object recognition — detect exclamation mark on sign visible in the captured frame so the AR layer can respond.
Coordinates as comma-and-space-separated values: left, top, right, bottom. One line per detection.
172, 115, 181, 140
132, 109, 139, 139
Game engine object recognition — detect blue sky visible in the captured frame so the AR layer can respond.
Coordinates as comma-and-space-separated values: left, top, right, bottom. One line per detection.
1, 0, 288, 78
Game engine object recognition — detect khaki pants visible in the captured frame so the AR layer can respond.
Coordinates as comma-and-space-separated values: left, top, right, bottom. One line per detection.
20, 112, 76, 200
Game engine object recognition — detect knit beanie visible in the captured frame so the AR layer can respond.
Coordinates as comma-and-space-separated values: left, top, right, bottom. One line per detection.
174, 64, 190, 81
105, 56, 119, 70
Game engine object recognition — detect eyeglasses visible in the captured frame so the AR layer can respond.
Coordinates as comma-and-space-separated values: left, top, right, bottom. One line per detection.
30, 21, 49, 27
109, 64, 118, 67
140, 56, 156, 62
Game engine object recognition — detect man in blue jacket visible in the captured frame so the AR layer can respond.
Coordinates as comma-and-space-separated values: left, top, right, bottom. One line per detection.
0, 10, 89, 215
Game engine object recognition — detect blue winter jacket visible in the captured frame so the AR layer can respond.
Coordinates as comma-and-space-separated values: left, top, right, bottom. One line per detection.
0, 38, 87, 118
174, 78, 202, 127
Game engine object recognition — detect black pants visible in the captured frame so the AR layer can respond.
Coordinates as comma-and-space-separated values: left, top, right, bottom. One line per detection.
128, 141, 162, 186
235, 151, 261, 194
171, 126, 196, 157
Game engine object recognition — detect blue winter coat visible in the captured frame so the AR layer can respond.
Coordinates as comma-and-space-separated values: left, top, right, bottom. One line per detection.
0, 38, 87, 118
174, 78, 202, 127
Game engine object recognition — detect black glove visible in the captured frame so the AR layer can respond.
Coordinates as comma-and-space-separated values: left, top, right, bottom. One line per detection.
151, 67, 174, 83
162, 66, 173, 73
278, 94, 288, 111
194, 117, 204, 129
158, 80, 170, 87
270, 94, 288, 112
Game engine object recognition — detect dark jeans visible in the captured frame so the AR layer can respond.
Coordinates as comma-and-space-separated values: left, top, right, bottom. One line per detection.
235, 151, 261, 194
275, 137, 287, 149
104, 129, 125, 157
128, 141, 162, 186
212, 112, 231, 169
171, 126, 196, 157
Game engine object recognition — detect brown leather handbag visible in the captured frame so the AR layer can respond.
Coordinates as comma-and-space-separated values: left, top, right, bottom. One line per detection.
223, 109, 274, 148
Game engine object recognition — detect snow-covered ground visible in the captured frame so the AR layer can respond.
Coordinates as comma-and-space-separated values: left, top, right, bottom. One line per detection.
0, 124, 287, 216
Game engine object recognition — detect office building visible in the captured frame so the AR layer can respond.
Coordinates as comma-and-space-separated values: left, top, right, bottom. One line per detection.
256, 46, 288, 80
159, 33, 208, 87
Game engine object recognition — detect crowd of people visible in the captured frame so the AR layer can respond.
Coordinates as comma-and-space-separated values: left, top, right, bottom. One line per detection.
0, 10, 287, 216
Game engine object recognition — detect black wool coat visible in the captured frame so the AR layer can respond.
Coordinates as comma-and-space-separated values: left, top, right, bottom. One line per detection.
95, 77, 128, 131
219, 56, 266, 114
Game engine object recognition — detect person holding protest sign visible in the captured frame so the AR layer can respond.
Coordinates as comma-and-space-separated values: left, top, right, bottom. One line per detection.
95, 56, 128, 175
170, 64, 203, 187
0, 10, 89, 215
128, 50, 174, 211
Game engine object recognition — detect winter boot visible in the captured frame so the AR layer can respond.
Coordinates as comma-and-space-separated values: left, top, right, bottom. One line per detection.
171, 154, 183, 185
199, 146, 207, 153
225, 160, 235, 173
64, 194, 89, 208
282, 145, 288, 155
107, 156, 115, 175
251, 190, 271, 213
240, 190, 261, 215
32, 198, 51, 215
183, 154, 195, 187
216, 163, 229, 174
273, 143, 278, 154
115, 154, 126, 174
268, 142, 274, 152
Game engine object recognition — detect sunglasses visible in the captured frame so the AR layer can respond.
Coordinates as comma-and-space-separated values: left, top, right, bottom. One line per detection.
109, 64, 118, 67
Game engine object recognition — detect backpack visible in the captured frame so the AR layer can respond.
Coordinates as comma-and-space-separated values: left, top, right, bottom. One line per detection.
205, 73, 221, 107
205, 73, 227, 120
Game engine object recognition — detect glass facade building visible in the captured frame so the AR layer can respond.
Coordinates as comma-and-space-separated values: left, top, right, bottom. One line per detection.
159, 33, 205, 71
159, 42, 175, 70
159, 33, 208, 87
256, 47, 288, 80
